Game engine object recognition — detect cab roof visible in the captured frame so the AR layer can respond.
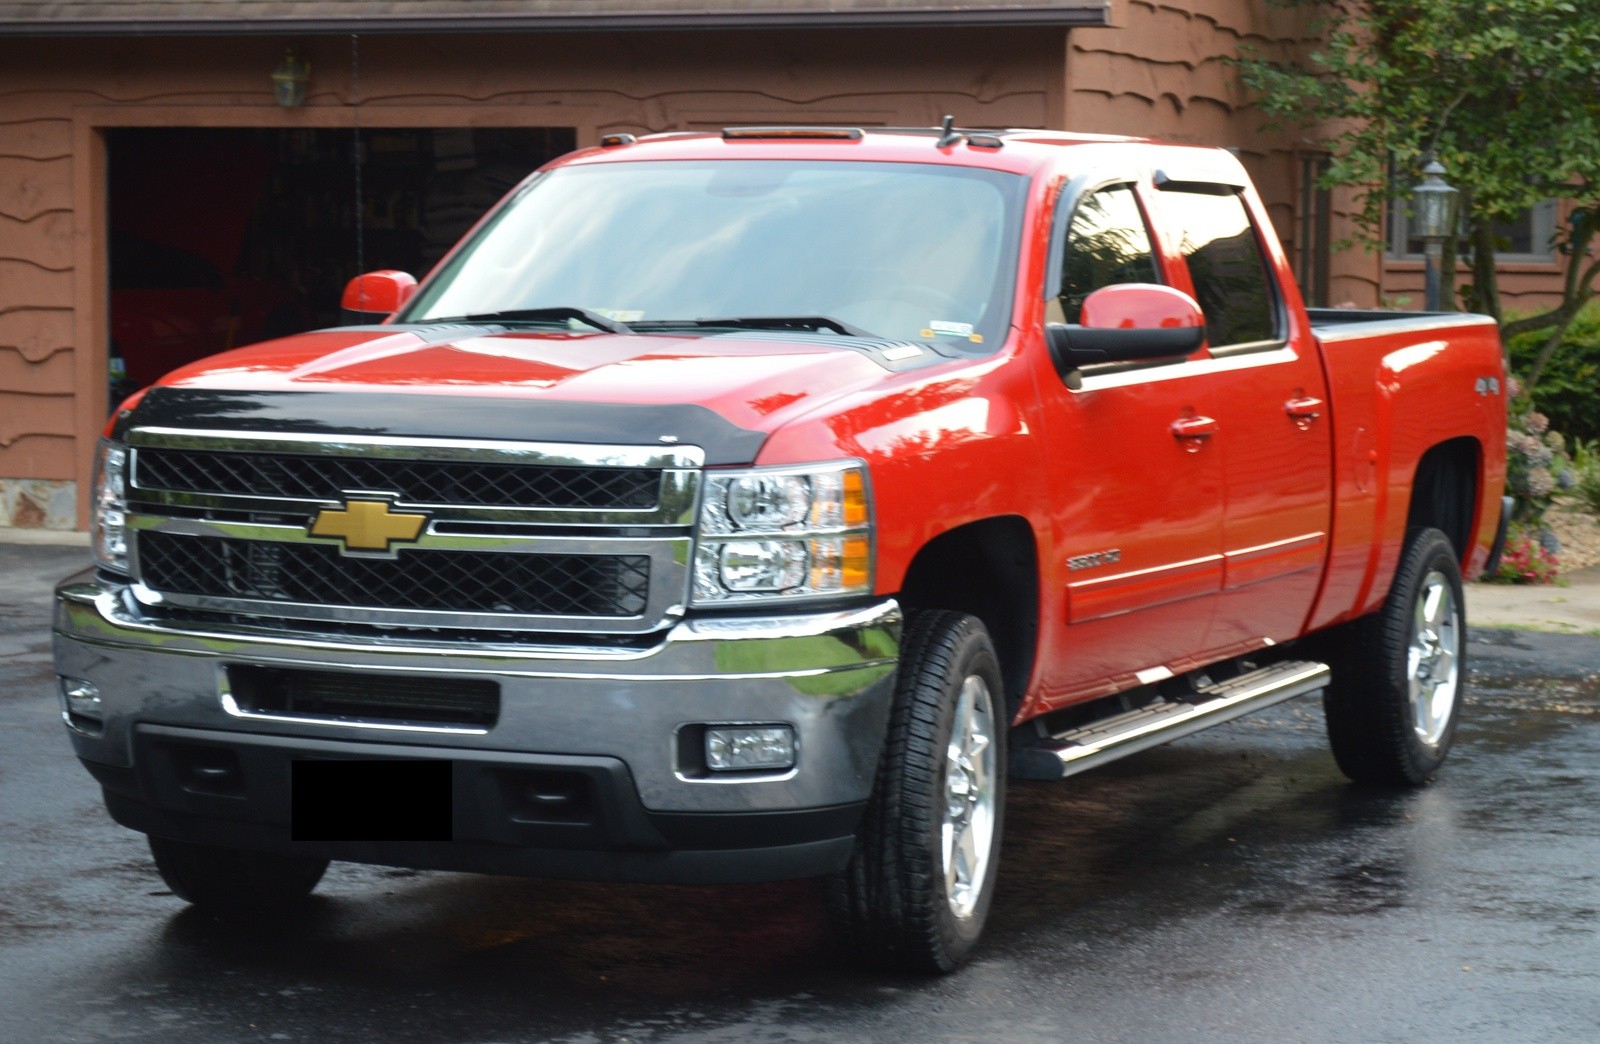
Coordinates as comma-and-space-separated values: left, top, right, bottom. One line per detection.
555, 123, 1249, 185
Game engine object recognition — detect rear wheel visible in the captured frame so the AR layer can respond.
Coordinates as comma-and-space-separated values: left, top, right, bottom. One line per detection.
148, 835, 328, 910
826, 610, 1005, 973
1323, 527, 1465, 785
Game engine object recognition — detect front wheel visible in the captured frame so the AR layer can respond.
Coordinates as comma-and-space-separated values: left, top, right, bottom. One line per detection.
826, 610, 1006, 973
148, 835, 329, 911
1323, 527, 1465, 785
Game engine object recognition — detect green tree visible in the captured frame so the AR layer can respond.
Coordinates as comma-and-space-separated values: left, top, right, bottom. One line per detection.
1238, 0, 1600, 384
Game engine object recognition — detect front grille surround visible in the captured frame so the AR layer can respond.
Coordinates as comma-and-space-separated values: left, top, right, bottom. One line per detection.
121, 428, 701, 634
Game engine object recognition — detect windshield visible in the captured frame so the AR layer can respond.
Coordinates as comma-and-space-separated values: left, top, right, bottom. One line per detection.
401, 159, 1025, 348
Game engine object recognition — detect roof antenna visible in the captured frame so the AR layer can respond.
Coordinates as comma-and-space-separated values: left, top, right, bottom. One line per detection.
936, 114, 962, 148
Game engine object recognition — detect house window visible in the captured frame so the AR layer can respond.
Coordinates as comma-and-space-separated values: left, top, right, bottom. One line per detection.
1297, 155, 1332, 306
1388, 177, 1558, 262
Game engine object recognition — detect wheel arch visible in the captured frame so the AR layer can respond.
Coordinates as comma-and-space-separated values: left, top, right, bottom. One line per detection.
895, 515, 1039, 718
1406, 436, 1481, 566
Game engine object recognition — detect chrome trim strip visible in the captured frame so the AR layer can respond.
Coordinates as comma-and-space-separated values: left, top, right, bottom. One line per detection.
1311, 312, 1498, 344
127, 427, 705, 470
125, 475, 701, 527
219, 692, 491, 736
127, 512, 685, 555
1077, 345, 1304, 392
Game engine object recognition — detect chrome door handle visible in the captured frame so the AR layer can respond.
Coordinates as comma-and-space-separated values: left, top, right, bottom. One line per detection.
1171, 415, 1218, 450
1285, 396, 1324, 430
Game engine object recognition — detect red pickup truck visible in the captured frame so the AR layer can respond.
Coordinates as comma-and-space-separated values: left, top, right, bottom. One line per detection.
56, 125, 1507, 973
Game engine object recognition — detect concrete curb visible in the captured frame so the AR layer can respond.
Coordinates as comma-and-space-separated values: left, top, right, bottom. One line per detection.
1467, 564, 1600, 635
0, 528, 88, 547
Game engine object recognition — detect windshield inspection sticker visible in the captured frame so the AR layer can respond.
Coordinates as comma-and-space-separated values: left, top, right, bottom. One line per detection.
929, 320, 974, 338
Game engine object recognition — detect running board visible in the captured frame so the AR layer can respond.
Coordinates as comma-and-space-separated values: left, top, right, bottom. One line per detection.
1009, 660, 1331, 781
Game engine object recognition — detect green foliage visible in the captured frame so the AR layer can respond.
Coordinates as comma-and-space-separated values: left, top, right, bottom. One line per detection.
1236, 1, 1600, 332
1507, 305, 1600, 442
1571, 437, 1600, 513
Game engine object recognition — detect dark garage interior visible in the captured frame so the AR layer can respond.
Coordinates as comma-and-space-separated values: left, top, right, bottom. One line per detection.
105, 125, 576, 398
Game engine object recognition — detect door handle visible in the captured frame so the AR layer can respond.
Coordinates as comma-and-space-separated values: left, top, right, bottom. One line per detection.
1170, 415, 1218, 450
1285, 396, 1324, 430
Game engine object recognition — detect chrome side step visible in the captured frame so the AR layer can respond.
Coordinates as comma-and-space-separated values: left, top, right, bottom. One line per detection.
1009, 659, 1331, 781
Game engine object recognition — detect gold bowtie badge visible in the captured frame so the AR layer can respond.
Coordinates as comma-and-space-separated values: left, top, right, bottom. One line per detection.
310, 499, 428, 553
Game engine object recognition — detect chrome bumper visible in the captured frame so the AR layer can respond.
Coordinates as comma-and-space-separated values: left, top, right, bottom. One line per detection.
53, 571, 900, 816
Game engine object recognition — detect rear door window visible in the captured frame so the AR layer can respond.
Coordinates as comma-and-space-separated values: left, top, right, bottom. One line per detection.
1160, 188, 1281, 350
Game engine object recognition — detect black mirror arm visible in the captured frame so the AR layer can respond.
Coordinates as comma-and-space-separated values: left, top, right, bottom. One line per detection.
1046, 322, 1206, 380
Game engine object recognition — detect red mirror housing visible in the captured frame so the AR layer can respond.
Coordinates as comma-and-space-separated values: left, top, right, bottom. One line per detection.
340, 270, 418, 321
1046, 283, 1208, 378
1081, 283, 1205, 331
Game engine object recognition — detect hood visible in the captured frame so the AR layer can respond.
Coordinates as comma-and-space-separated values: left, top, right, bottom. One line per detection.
137, 325, 940, 464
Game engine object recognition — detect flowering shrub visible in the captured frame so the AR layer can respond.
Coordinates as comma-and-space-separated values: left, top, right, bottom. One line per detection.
1488, 522, 1562, 585
1506, 392, 1574, 531
1496, 384, 1575, 583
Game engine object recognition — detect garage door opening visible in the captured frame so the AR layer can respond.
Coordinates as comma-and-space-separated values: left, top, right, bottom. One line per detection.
105, 125, 576, 399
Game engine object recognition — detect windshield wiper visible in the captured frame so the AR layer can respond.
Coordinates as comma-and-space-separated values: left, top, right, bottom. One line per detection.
416, 307, 633, 334
631, 315, 871, 338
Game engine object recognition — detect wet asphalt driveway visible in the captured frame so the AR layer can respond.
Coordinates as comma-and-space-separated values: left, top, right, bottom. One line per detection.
2, 543, 1597, 1042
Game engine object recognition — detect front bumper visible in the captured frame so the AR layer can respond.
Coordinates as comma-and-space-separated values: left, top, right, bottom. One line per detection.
54, 572, 900, 882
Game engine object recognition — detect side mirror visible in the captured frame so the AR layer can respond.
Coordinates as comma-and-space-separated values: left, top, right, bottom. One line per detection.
1046, 283, 1207, 379
340, 270, 418, 325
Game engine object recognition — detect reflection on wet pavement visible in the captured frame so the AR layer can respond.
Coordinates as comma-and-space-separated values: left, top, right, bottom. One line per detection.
3, 604, 1599, 1040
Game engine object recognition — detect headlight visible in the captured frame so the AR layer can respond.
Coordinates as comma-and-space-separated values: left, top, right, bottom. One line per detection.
692, 462, 872, 605
92, 438, 130, 574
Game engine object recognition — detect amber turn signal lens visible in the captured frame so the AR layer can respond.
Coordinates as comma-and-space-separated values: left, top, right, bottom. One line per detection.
842, 469, 869, 528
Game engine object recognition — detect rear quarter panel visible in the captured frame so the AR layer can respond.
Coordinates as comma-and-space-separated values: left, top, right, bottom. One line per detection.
1306, 314, 1506, 632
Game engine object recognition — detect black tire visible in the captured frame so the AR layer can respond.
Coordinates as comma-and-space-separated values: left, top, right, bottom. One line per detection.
826, 610, 1006, 973
1322, 527, 1465, 786
148, 835, 329, 911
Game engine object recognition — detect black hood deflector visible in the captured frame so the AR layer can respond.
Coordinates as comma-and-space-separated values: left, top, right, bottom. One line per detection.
117, 387, 768, 466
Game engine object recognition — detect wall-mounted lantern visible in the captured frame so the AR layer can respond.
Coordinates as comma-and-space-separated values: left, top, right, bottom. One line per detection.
272, 49, 311, 108
1412, 156, 1461, 311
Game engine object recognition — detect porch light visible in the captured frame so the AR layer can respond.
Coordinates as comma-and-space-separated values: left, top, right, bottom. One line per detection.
272, 49, 311, 108
1412, 157, 1461, 311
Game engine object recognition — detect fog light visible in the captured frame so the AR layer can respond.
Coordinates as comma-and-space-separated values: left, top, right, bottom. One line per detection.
59, 677, 104, 733
705, 725, 796, 772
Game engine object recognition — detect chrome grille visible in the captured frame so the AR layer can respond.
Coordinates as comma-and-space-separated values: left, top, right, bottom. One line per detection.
135, 448, 659, 509
139, 531, 652, 617
122, 428, 700, 634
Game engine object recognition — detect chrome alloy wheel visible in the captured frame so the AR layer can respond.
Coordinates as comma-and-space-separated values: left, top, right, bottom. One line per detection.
1409, 568, 1461, 747
943, 673, 998, 920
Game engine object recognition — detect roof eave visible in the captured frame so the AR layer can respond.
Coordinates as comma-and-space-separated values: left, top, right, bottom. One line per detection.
0, 5, 1111, 37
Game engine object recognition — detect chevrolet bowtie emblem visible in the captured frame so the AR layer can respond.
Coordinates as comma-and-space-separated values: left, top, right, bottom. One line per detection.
310, 498, 428, 553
